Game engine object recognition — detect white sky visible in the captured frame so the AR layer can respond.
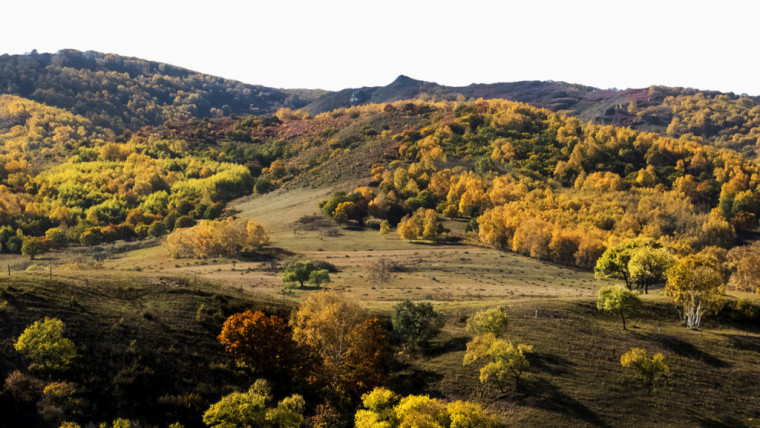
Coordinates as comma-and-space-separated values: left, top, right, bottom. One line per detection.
2, 0, 759, 95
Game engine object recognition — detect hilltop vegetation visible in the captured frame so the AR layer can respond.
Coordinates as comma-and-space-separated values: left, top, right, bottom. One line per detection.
301, 76, 760, 159
0, 95, 113, 168
0, 50, 324, 133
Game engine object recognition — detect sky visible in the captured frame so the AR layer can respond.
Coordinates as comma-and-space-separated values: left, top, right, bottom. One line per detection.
3, 0, 759, 95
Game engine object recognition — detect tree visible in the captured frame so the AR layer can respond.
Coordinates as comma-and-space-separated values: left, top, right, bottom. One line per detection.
355, 387, 398, 428
628, 247, 675, 293
266, 394, 306, 428
726, 242, 760, 293
394, 395, 449, 427
391, 300, 445, 351
466, 307, 509, 337
166, 218, 269, 258
397, 208, 444, 241
447, 401, 499, 428
379, 220, 391, 238
620, 348, 669, 391
397, 215, 421, 241
245, 220, 270, 250
354, 388, 498, 428
21, 236, 45, 260
310, 404, 341, 428
333, 201, 357, 227
14, 317, 77, 372
203, 379, 305, 428
218, 310, 298, 375
463, 333, 532, 391
595, 238, 660, 289
365, 258, 393, 289
596, 285, 641, 330
308, 269, 331, 288
282, 261, 321, 288
148, 220, 167, 237
290, 291, 388, 403
291, 291, 364, 366
665, 254, 725, 329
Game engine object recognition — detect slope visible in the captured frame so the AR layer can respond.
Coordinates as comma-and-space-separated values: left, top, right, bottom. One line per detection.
0, 50, 327, 133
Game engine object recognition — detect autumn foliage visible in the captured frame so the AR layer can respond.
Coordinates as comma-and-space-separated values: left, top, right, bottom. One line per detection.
218, 310, 298, 375
167, 218, 268, 258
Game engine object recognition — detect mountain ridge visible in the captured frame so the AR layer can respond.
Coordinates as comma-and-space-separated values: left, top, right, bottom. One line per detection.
2, 50, 760, 157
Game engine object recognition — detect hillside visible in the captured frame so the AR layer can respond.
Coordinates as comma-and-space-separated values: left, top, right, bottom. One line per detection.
0, 95, 114, 168
2, 50, 758, 158
0, 50, 326, 133
304, 76, 760, 158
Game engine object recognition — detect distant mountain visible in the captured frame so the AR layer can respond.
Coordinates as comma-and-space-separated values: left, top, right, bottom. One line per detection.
0, 50, 326, 133
304, 75, 636, 119
304, 75, 760, 157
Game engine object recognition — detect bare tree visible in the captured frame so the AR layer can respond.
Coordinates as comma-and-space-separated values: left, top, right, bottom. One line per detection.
366, 258, 393, 289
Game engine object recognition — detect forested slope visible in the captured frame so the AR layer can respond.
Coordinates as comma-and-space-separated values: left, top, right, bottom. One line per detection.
0, 50, 325, 133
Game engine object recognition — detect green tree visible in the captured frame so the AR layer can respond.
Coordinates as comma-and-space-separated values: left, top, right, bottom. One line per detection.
265, 394, 305, 428
595, 238, 659, 289
466, 307, 509, 337
282, 261, 318, 288
308, 269, 331, 288
14, 317, 77, 372
21, 236, 45, 260
665, 254, 725, 329
596, 285, 641, 330
391, 300, 445, 351
620, 348, 669, 391
463, 334, 532, 391
628, 247, 675, 293
148, 220, 168, 237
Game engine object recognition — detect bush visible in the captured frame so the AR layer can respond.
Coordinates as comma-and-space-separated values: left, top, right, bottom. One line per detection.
148, 221, 168, 237
391, 300, 445, 350
175, 215, 196, 228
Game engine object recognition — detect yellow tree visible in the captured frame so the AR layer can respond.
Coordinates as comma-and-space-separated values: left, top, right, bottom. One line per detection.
620, 348, 669, 391
665, 254, 725, 329
463, 333, 532, 391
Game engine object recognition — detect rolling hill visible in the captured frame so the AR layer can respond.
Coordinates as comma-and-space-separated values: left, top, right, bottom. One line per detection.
0, 50, 326, 133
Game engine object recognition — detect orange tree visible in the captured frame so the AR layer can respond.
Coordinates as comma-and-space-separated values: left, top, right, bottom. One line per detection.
218, 310, 300, 378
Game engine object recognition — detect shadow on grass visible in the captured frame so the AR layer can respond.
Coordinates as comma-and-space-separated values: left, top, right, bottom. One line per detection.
722, 334, 760, 353
387, 366, 445, 398
529, 352, 573, 376
692, 412, 747, 428
646, 333, 729, 368
523, 377, 608, 427
421, 336, 468, 358
239, 247, 295, 262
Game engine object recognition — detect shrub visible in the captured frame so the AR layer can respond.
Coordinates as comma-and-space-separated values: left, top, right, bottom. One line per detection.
391, 300, 445, 350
